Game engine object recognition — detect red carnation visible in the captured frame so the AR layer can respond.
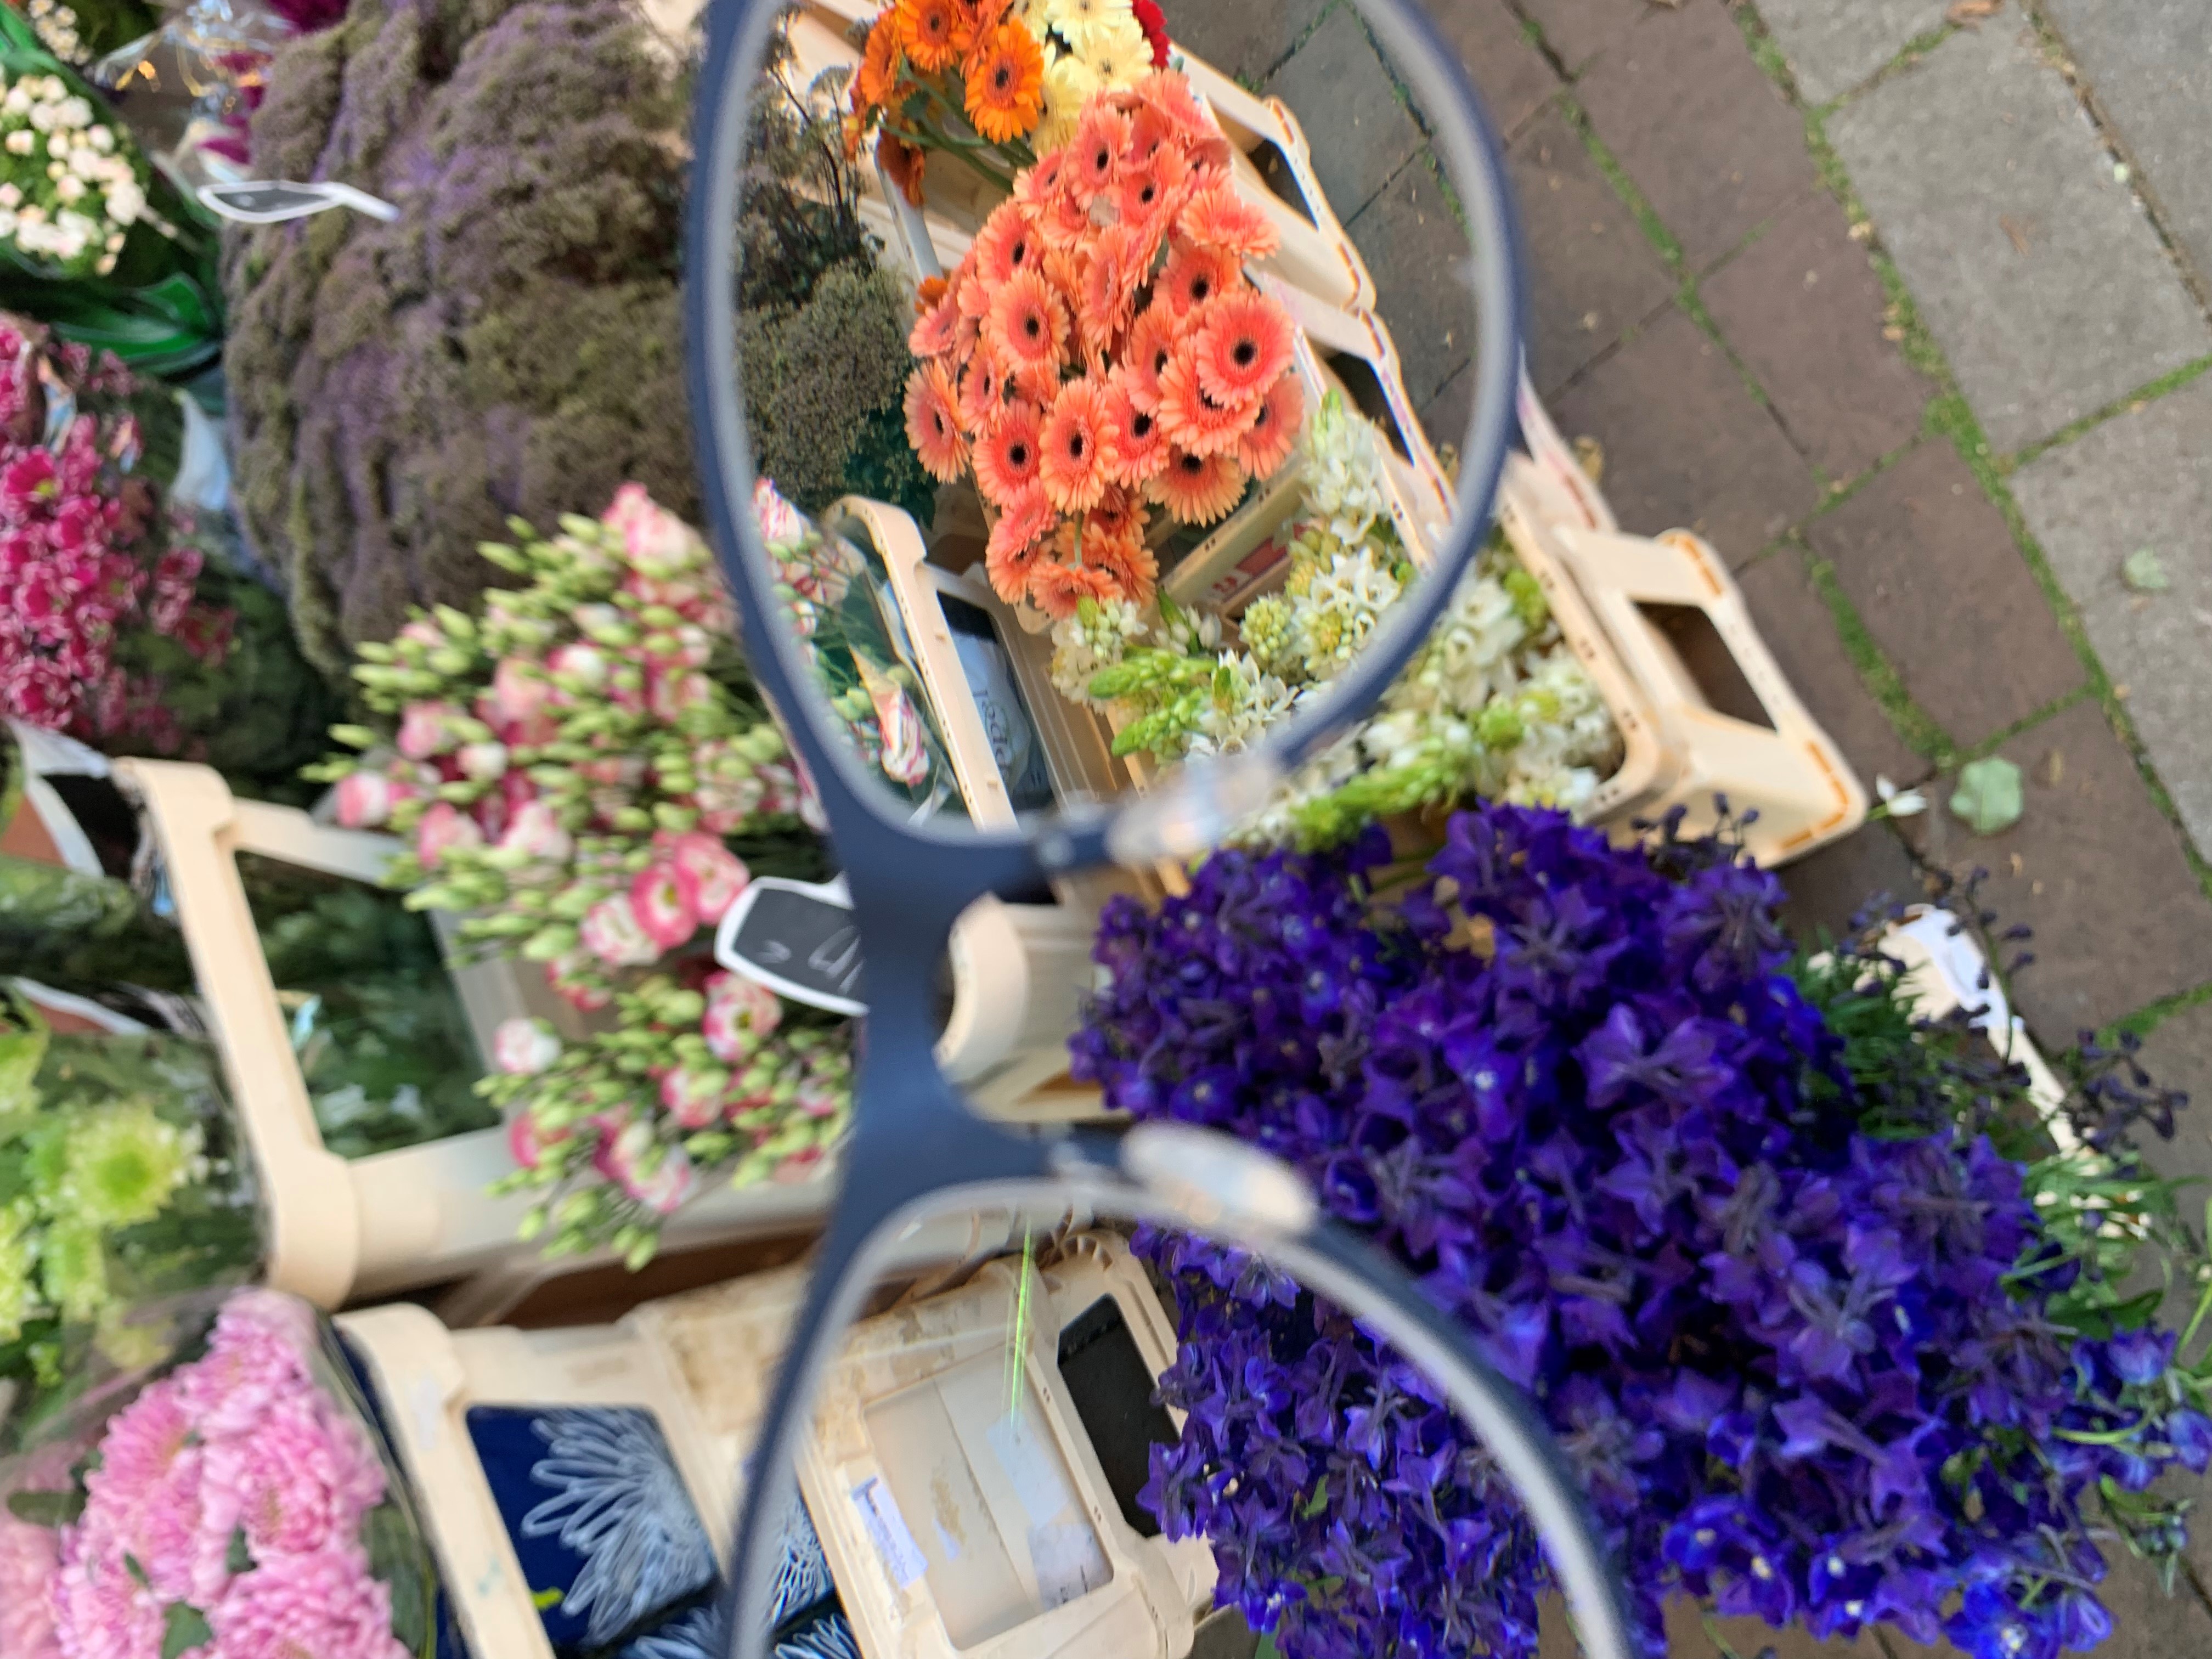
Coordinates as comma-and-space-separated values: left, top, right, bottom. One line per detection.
1132, 0, 1171, 67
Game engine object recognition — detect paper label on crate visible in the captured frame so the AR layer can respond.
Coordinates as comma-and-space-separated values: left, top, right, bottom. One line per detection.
1028, 1521, 1111, 1611
851, 1477, 928, 1590
984, 1410, 1077, 1529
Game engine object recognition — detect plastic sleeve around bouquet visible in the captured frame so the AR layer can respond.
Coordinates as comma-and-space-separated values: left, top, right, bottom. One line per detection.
0, 1286, 436, 1659
0, 996, 266, 1452
0, 5, 221, 377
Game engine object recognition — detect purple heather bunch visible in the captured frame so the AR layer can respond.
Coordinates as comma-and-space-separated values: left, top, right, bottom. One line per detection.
1074, 804, 2208, 1659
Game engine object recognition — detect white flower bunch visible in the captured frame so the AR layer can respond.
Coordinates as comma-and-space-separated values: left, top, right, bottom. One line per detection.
0, 70, 160, 276
24, 0, 81, 63
1025, 0, 1161, 148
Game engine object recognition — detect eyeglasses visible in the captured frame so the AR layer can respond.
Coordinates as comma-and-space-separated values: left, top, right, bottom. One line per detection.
682, 4, 1640, 1658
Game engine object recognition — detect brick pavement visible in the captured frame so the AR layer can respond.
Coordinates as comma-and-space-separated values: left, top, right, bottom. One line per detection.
1244, 2, 2212, 1655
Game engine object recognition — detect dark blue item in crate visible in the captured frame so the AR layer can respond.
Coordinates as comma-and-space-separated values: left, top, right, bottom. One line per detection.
466, 1404, 720, 1657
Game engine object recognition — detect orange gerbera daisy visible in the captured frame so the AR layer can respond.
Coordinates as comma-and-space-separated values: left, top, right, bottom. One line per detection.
1070, 105, 1133, 195
1192, 289, 1296, 407
1035, 177, 1098, 249
1159, 344, 1263, 458
856, 14, 901, 109
1150, 444, 1248, 526
1086, 483, 1149, 548
910, 288, 963, 359
1155, 242, 1243, 321
895, 0, 969, 74
963, 21, 1046, 145
958, 351, 1007, 431
1087, 527, 1159, 608
985, 486, 1055, 603
1100, 373, 1169, 484
1235, 370, 1305, 479
974, 399, 1046, 506
1013, 148, 1071, 212
1125, 102, 1178, 167
915, 275, 949, 312
1007, 359, 1064, 410
1040, 378, 1114, 514
1079, 223, 1148, 353
1112, 144, 1190, 242
1135, 70, 1233, 169
877, 131, 927, 206
972, 203, 1043, 287
1120, 306, 1180, 410
1028, 557, 1119, 621
904, 364, 966, 482
1179, 180, 1279, 263
985, 267, 1069, 375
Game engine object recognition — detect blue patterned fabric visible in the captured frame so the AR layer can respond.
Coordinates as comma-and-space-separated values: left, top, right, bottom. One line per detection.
466, 1405, 718, 1657
774, 1609, 862, 1659
769, 1489, 835, 1630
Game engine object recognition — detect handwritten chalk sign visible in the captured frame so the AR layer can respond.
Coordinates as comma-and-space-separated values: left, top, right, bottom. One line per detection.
197, 180, 400, 225
713, 876, 865, 1016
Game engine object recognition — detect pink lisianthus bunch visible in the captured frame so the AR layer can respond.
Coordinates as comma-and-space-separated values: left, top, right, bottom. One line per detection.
482, 972, 852, 1267
312, 485, 807, 1012
0, 1289, 425, 1659
0, 317, 238, 753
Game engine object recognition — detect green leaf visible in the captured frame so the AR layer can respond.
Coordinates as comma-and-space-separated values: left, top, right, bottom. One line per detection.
1299, 1477, 1329, 1519
532, 1587, 566, 1610
5, 1488, 83, 1527
126, 1553, 152, 1589
159, 1601, 213, 1659
2123, 548, 2170, 592
1949, 755, 2024, 836
226, 1527, 252, 1577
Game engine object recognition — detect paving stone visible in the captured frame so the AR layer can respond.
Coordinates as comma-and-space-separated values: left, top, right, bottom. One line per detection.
1265, 5, 1426, 221
1350, 153, 1476, 410
1515, 0, 1648, 74
1739, 546, 1926, 788
2130, 999, 2212, 1196
1434, 0, 1562, 142
1809, 441, 2082, 749
1827, 23, 2212, 453
1550, 306, 1818, 561
1576, 0, 1820, 269
2011, 377, 2212, 860
1703, 193, 1931, 482
1750, 0, 1948, 106
1166, 0, 1328, 87
1420, 357, 1472, 461
2041, 0, 2212, 289
1779, 820, 1926, 949
1904, 702, 2212, 1042
1508, 106, 1678, 396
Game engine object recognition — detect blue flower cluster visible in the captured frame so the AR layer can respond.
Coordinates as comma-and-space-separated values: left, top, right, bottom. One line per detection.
1074, 805, 2207, 1659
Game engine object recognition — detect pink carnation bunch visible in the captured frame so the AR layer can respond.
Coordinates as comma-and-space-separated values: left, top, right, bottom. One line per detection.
0, 318, 238, 752
317, 485, 802, 1012
3, 1289, 415, 1659
315, 484, 855, 1265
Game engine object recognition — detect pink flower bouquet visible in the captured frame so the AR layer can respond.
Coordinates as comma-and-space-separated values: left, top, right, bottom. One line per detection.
0, 1288, 433, 1659
312, 485, 854, 1265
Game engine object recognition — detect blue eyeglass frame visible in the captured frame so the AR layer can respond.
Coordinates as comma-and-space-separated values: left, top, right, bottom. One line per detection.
684, 4, 1642, 1657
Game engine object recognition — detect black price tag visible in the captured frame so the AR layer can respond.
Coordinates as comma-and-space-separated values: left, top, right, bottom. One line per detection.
713, 877, 865, 1016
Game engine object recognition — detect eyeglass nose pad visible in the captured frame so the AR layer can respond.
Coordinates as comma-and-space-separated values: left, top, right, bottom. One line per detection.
1104, 1121, 1319, 1237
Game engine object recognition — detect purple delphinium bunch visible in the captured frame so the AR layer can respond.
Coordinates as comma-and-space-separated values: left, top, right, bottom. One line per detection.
1075, 805, 2207, 1659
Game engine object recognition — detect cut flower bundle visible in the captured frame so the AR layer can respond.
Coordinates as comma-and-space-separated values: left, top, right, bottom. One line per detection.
315, 487, 851, 1263
904, 71, 1302, 619
0, 1288, 431, 1659
1077, 806, 2209, 1659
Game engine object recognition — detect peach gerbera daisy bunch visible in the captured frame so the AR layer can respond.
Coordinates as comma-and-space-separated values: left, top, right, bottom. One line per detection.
844, 0, 1170, 200
903, 73, 1304, 619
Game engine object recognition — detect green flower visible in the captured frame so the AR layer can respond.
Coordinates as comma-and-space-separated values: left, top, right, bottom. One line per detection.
40, 1217, 106, 1324
0, 1200, 39, 1345
56, 1101, 200, 1231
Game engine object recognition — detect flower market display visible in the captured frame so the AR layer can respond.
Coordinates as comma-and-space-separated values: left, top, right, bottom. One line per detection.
0, 1286, 433, 1659
1046, 388, 1621, 835
315, 485, 851, 1263
844, 0, 1170, 198
904, 69, 1299, 619
0, 312, 335, 799
0, 991, 261, 1443
1076, 806, 2211, 1659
